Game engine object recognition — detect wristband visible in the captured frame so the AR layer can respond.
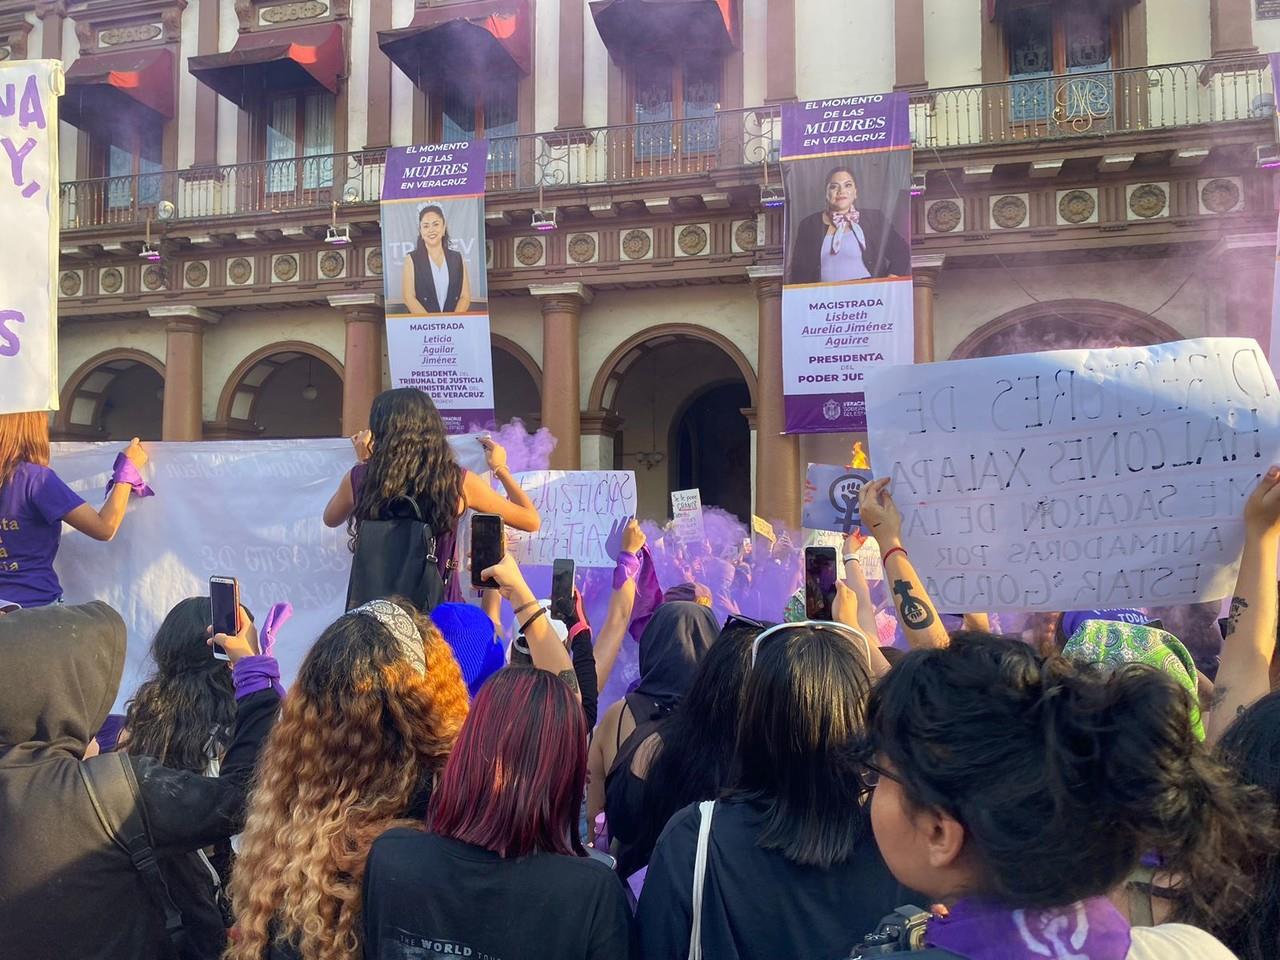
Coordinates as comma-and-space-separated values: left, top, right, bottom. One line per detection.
519, 606, 548, 634
613, 551, 641, 590
232, 655, 285, 700
512, 599, 540, 617
842, 554, 859, 565
882, 546, 907, 565
105, 454, 155, 499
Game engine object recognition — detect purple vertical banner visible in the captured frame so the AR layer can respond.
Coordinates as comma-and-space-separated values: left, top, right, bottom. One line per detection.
381, 142, 494, 434
780, 93, 914, 434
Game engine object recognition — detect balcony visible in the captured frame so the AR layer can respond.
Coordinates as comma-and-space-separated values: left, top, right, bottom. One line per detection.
60, 56, 1271, 232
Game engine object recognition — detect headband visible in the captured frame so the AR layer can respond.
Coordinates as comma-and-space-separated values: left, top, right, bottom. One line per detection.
350, 600, 427, 676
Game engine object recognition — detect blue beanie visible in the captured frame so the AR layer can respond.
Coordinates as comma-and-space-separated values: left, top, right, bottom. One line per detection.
431, 603, 505, 697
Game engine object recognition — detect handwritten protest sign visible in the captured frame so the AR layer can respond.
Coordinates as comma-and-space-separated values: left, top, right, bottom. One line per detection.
671, 488, 705, 543
506, 470, 637, 567
803, 463, 872, 534
751, 515, 776, 543
865, 338, 1280, 611
1, 61, 62, 414
51, 438, 488, 712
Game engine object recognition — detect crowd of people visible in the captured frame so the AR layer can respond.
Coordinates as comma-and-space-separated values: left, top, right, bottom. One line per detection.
0, 389, 1279, 960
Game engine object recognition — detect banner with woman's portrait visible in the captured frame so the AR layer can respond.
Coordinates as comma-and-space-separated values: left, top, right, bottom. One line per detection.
781, 94, 914, 434
381, 142, 494, 433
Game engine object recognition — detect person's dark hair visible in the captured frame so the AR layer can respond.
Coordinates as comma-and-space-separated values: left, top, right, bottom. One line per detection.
123, 597, 236, 771
415, 204, 453, 255
429, 667, 587, 858
865, 632, 1272, 913
730, 623, 872, 869
349, 387, 464, 545
1180, 692, 1280, 960
631, 622, 760, 865
879, 645, 905, 667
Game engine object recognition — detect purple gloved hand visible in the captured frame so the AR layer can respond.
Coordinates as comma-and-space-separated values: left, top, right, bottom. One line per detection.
613, 551, 641, 590
232, 655, 284, 701
105, 453, 155, 499
258, 602, 293, 658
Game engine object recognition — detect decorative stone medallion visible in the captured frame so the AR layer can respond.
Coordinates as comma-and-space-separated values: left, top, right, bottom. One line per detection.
260, 1, 328, 24
515, 237, 544, 267
365, 248, 383, 276
991, 195, 1028, 229
622, 228, 652, 260
1200, 178, 1241, 214
319, 250, 345, 278
184, 261, 209, 288
677, 224, 709, 256
227, 257, 253, 285
1128, 183, 1168, 219
59, 271, 81, 297
734, 219, 758, 251
925, 199, 961, 233
99, 268, 123, 294
1058, 189, 1096, 224
99, 23, 161, 46
273, 254, 299, 282
568, 233, 597, 264
143, 265, 165, 290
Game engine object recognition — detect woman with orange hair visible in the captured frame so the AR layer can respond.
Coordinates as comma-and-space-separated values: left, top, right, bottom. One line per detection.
224, 599, 469, 960
0, 411, 149, 608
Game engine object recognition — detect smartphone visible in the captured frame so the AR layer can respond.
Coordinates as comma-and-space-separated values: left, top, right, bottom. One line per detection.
804, 547, 838, 621
470, 513, 506, 588
551, 558, 576, 623
208, 576, 240, 661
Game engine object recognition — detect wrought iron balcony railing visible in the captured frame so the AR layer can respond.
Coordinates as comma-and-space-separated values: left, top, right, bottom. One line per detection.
59, 56, 1270, 232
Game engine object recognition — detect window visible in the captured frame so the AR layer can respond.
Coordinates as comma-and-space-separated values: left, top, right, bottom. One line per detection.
631, 60, 722, 163
262, 90, 335, 193
434, 77, 518, 174
94, 122, 163, 211
1005, 2, 1113, 124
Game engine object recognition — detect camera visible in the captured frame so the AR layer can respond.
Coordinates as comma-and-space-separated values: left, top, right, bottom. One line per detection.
848, 906, 930, 957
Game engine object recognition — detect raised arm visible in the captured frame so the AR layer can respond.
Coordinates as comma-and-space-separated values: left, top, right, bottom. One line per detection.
461, 438, 540, 532
1208, 465, 1280, 744
322, 432, 369, 528
595, 520, 645, 692
62, 440, 148, 542
859, 477, 949, 650
481, 553, 578, 698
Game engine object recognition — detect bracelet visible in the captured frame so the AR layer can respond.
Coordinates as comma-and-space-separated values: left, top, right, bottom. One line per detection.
512, 599, 540, 616
882, 546, 907, 564
842, 554, 859, 565
519, 607, 548, 634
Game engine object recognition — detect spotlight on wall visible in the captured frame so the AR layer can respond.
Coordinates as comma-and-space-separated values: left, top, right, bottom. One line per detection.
1257, 144, 1280, 170
910, 172, 927, 197
139, 242, 161, 261
325, 200, 352, 244
531, 209, 558, 231
759, 184, 785, 208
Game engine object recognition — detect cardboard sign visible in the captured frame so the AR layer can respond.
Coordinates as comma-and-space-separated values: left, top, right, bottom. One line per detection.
670, 488, 705, 543
865, 338, 1280, 611
751, 515, 777, 543
505, 470, 637, 567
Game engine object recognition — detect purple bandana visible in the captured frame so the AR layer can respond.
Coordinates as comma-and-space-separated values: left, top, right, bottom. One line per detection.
105, 454, 155, 499
927, 897, 1131, 960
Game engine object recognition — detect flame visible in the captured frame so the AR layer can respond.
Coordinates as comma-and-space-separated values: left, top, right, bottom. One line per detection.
848, 441, 869, 470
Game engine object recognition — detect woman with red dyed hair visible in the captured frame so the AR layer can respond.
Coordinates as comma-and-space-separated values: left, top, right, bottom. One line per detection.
362, 667, 634, 960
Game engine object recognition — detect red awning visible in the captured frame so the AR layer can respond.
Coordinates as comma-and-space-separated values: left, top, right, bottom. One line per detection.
378, 0, 531, 91
62, 47, 175, 129
189, 23, 343, 108
589, 0, 735, 60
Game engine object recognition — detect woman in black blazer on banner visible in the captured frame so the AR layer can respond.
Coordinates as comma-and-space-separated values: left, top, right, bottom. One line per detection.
401, 204, 472, 314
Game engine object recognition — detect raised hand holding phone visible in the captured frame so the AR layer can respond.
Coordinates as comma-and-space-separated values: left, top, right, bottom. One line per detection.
209, 576, 240, 661
470, 513, 506, 588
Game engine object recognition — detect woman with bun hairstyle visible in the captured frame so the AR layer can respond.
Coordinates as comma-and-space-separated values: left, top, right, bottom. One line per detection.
856, 632, 1271, 959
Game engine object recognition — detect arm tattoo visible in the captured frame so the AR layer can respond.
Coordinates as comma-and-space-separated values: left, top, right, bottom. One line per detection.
1224, 596, 1248, 639
892, 579, 935, 631
557, 669, 581, 693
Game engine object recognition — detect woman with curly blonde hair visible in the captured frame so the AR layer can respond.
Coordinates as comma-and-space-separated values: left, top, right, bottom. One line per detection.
225, 599, 469, 960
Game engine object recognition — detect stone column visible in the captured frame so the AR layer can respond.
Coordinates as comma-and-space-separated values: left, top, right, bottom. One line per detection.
748, 266, 801, 529
150, 306, 217, 441
329, 293, 384, 435
580, 411, 624, 471
1211, 0, 1257, 58
894, 0, 927, 91
765, 0, 797, 103
531, 282, 591, 470
912, 254, 945, 363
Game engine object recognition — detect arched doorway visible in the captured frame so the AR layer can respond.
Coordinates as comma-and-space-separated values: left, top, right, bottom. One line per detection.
491, 336, 542, 428
589, 325, 757, 523
57, 350, 164, 441
950, 299, 1183, 359
217, 344, 343, 438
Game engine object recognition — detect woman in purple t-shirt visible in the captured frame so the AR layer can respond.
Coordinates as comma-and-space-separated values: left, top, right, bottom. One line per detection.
0, 412, 149, 608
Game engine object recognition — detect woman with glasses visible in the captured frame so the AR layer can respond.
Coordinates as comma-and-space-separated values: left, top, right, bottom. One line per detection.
636, 619, 909, 960
858, 633, 1263, 959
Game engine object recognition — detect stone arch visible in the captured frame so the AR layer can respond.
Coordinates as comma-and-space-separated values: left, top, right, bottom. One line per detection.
949, 299, 1184, 360
491, 334, 543, 427
55, 349, 166, 440
214, 341, 344, 438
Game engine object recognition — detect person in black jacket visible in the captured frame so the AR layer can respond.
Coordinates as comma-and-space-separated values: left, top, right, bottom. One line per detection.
0, 600, 280, 960
786, 166, 911, 284
400, 204, 472, 314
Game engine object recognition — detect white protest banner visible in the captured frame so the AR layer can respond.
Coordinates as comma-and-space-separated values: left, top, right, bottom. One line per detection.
670, 488, 704, 543
505, 470, 637, 568
865, 338, 1280, 612
0, 61, 63, 414
51, 438, 488, 712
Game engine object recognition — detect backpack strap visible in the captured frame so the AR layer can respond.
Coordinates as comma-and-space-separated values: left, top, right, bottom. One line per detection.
79, 754, 184, 958
688, 800, 715, 960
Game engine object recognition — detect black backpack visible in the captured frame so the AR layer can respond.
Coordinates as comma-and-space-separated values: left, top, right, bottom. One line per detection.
346, 496, 454, 613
